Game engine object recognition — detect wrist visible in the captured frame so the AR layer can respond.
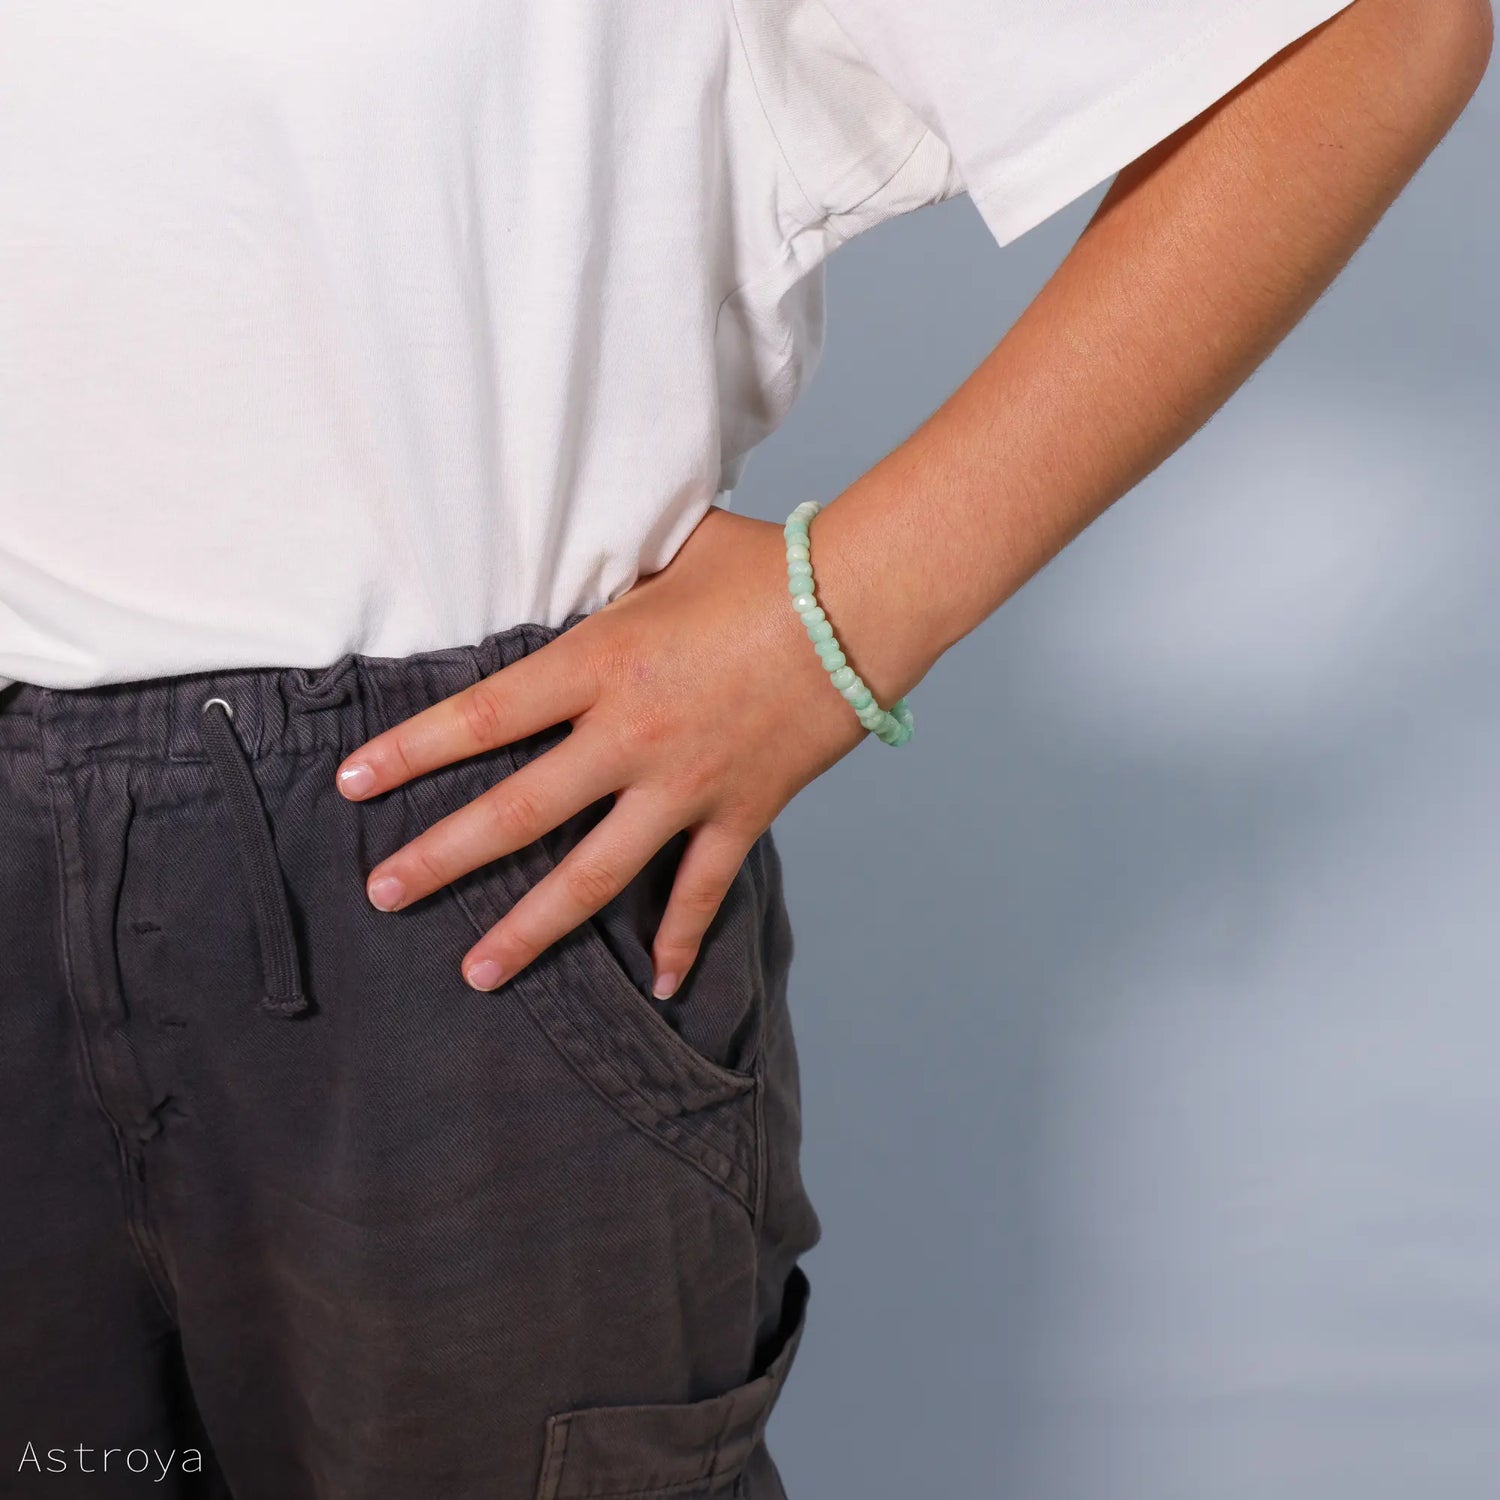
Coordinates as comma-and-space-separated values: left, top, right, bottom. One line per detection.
795, 489, 950, 712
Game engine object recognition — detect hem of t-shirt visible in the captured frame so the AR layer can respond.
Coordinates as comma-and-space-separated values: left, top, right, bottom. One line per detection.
966, 0, 1358, 248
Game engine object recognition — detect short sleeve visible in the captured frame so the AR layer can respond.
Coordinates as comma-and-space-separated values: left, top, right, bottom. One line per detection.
735, 0, 1359, 247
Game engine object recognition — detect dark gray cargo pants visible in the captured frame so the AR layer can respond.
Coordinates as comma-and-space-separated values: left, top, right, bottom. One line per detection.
0, 616, 820, 1498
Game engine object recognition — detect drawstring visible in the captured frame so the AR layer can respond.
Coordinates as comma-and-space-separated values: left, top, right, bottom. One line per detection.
199, 697, 309, 1018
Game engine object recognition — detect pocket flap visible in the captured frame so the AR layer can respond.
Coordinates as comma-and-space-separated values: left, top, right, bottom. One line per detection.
535, 1268, 809, 1499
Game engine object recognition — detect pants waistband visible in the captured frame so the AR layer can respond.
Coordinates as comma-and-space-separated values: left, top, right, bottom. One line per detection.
0, 613, 591, 772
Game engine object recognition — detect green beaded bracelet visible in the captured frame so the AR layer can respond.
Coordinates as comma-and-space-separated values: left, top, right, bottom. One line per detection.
784, 500, 914, 747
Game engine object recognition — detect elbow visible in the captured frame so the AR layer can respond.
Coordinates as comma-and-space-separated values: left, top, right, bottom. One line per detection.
1317, 0, 1494, 162
1438, 0, 1494, 103
1390, 0, 1493, 129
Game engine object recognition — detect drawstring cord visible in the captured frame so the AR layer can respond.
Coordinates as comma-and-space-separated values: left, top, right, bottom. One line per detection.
199, 698, 309, 1018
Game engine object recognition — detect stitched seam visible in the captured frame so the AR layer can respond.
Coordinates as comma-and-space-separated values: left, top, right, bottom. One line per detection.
725, 0, 823, 227
526, 988, 758, 1213
411, 754, 761, 1212
41, 771, 179, 1321
822, 125, 938, 240
537, 1415, 570, 1500
538, 1006, 756, 1209
464, 778, 761, 1103
545, 990, 754, 1139
435, 859, 760, 1197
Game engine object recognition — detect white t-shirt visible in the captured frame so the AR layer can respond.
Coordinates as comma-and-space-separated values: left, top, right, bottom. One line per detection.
0, 0, 1354, 688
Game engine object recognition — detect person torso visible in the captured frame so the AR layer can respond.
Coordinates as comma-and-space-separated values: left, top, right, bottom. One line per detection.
0, 0, 909, 686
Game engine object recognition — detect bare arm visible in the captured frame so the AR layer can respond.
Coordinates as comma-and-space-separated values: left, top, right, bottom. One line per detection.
807, 0, 1494, 709
340, 0, 1493, 995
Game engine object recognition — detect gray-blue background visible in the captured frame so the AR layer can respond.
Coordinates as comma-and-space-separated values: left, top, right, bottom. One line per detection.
736, 54, 1500, 1500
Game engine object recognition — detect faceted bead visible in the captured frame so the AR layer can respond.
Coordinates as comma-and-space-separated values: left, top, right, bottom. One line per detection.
783, 503, 912, 747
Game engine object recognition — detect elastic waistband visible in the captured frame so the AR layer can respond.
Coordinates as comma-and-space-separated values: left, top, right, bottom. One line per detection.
0, 613, 591, 773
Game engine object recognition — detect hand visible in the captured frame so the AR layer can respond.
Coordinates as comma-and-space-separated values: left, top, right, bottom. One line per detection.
334, 507, 875, 995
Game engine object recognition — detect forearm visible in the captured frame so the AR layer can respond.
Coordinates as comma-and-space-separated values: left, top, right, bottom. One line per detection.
809, 0, 1492, 709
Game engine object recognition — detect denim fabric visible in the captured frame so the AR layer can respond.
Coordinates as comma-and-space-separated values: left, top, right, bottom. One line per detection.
0, 615, 820, 1498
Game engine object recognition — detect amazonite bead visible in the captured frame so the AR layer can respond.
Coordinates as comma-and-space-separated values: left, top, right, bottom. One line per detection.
782, 498, 913, 747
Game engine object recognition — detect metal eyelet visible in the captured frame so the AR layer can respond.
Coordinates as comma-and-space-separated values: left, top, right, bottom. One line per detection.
201, 696, 234, 719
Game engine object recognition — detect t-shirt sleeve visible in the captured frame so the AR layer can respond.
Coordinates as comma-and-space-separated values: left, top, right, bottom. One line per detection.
751, 0, 1358, 247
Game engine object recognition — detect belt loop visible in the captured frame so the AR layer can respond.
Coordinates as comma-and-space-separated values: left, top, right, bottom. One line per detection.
198, 697, 309, 1018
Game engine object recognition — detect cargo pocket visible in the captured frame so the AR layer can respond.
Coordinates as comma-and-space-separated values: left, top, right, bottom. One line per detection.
534, 1267, 809, 1500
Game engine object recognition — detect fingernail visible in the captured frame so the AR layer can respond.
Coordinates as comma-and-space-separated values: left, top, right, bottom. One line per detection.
652, 972, 680, 1000
367, 874, 405, 912
338, 763, 376, 799
465, 959, 505, 992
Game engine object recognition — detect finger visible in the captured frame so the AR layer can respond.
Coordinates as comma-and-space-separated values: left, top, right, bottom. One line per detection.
363, 728, 619, 913
648, 824, 756, 1000
336, 635, 597, 800
460, 791, 681, 992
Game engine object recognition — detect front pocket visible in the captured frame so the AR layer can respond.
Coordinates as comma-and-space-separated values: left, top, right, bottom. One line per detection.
404, 741, 765, 1214
534, 1267, 809, 1500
